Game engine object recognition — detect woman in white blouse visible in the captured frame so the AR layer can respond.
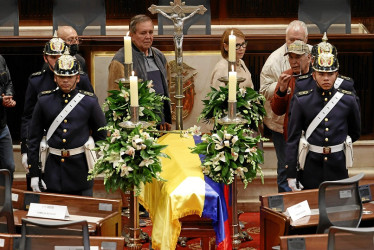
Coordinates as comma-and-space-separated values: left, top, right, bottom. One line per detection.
210, 28, 254, 89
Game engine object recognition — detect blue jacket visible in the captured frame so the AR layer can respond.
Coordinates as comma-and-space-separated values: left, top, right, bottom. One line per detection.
28, 88, 106, 194
21, 68, 94, 153
286, 85, 361, 189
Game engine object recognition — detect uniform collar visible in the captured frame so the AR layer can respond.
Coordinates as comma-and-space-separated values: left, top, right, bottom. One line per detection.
316, 84, 336, 96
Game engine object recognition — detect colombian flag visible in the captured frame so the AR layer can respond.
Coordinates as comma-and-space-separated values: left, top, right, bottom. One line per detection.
139, 133, 232, 250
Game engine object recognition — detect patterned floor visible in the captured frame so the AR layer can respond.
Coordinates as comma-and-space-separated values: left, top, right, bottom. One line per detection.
124, 212, 260, 249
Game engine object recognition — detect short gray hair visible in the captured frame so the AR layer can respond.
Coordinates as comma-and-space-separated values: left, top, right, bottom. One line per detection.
129, 15, 153, 34
286, 20, 308, 38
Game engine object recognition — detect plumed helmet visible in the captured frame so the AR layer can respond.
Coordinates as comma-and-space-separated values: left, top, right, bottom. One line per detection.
54, 50, 79, 76
44, 31, 66, 55
312, 33, 339, 72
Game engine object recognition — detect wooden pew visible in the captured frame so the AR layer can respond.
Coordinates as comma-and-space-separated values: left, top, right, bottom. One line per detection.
279, 234, 328, 250
11, 188, 122, 237
259, 189, 319, 250
0, 233, 125, 250
179, 215, 215, 250
260, 186, 374, 250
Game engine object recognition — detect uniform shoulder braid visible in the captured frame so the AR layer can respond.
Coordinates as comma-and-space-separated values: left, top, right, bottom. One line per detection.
30, 70, 46, 78
39, 89, 57, 96
78, 90, 95, 97
337, 88, 354, 96
296, 89, 313, 97
339, 75, 352, 81
297, 73, 312, 80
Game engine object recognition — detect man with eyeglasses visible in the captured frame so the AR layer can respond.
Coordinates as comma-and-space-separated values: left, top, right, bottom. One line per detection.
57, 26, 87, 73
41, 27, 87, 74
260, 20, 311, 193
108, 14, 172, 131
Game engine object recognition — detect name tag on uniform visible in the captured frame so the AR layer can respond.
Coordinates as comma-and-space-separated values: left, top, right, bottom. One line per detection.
27, 203, 70, 220
286, 200, 311, 221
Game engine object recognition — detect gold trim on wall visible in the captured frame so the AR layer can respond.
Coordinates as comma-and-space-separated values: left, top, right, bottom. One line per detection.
90, 51, 116, 91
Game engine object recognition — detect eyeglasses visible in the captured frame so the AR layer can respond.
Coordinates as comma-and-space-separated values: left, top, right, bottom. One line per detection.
66, 37, 82, 44
236, 41, 247, 50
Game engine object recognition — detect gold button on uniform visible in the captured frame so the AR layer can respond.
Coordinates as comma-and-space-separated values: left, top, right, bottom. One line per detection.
325, 138, 329, 142
63, 129, 67, 133
325, 128, 329, 132
322, 92, 325, 96
324, 98, 328, 101
65, 100, 68, 103
64, 119, 68, 123
61, 158, 65, 163
329, 92, 332, 95
62, 139, 66, 143
324, 157, 328, 161
325, 118, 328, 122
63, 94, 66, 97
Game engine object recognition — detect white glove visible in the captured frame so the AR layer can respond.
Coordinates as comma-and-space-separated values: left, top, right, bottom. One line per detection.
31, 177, 47, 192
287, 178, 304, 192
21, 153, 29, 173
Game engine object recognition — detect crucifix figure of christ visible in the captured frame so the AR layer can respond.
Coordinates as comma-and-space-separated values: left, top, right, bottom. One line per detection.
149, 0, 206, 130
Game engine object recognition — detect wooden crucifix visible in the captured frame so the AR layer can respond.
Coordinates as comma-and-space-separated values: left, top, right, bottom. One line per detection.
149, 1, 207, 130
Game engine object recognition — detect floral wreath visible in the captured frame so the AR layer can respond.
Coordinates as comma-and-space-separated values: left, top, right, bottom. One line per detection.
198, 86, 266, 130
192, 86, 267, 187
88, 80, 170, 194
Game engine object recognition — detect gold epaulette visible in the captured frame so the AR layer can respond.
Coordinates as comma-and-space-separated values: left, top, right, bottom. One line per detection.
298, 74, 311, 80
31, 70, 45, 77
40, 89, 56, 96
339, 75, 352, 81
78, 90, 94, 96
296, 89, 313, 97
338, 88, 353, 95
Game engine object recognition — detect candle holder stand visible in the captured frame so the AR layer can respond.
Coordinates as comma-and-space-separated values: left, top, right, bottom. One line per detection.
121, 105, 152, 248
119, 106, 152, 129
115, 63, 133, 86
217, 76, 253, 249
126, 190, 142, 250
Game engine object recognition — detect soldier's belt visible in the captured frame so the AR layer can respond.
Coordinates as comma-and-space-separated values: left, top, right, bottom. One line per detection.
49, 146, 85, 157
309, 143, 344, 154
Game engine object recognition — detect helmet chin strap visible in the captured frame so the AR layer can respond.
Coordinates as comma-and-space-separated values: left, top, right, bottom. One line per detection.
69, 77, 78, 92
46, 57, 54, 71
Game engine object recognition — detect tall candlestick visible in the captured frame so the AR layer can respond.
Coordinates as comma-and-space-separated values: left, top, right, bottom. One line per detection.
130, 71, 138, 106
124, 32, 132, 64
228, 69, 237, 102
228, 31, 236, 62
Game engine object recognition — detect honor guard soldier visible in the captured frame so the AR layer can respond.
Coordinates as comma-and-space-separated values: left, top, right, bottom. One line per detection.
286, 40, 361, 191
21, 34, 94, 186
27, 52, 106, 196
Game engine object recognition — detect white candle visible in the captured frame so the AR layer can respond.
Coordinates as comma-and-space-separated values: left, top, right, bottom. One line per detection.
228, 31, 236, 62
124, 32, 132, 64
228, 70, 237, 102
130, 71, 138, 106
